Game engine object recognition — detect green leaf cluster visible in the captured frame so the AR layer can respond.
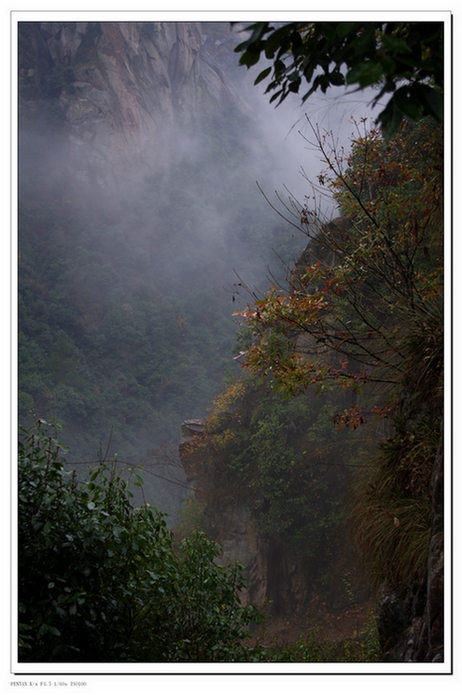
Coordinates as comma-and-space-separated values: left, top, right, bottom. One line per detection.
234, 21, 443, 137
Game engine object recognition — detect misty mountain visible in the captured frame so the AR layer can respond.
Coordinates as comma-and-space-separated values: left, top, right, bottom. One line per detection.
19, 22, 252, 187
18, 21, 309, 517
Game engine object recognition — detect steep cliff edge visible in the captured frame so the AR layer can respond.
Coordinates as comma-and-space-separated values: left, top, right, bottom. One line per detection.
179, 419, 268, 609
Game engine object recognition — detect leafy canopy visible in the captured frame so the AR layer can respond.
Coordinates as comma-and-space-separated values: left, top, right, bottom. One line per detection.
234, 21, 443, 137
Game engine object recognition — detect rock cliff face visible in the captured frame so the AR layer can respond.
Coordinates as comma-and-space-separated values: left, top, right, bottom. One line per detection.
19, 21, 245, 189
179, 419, 269, 608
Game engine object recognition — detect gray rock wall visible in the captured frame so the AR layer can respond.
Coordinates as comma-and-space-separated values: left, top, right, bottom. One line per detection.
19, 21, 244, 189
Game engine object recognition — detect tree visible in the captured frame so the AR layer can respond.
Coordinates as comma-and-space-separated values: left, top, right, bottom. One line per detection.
18, 420, 260, 662
235, 116, 443, 427
234, 21, 443, 137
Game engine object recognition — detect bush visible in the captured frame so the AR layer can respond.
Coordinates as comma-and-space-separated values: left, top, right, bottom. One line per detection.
18, 421, 260, 662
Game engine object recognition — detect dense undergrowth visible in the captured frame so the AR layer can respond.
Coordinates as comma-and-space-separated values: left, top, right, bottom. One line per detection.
180, 374, 365, 577
254, 620, 381, 663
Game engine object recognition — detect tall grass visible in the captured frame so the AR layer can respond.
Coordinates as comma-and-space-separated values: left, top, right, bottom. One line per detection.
348, 419, 439, 592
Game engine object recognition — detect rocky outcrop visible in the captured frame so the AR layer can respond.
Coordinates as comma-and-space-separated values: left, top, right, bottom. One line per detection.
179, 419, 268, 607
179, 419, 264, 606
19, 21, 246, 189
179, 420, 209, 499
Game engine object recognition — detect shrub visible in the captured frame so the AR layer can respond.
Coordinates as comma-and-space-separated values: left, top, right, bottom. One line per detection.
18, 420, 260, 662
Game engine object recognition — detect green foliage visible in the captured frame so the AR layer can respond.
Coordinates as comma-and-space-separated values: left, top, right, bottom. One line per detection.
175, 498, 206, 541
234, 21, 443, 137
18, 200, 237, 461
18, 421, 260, 662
